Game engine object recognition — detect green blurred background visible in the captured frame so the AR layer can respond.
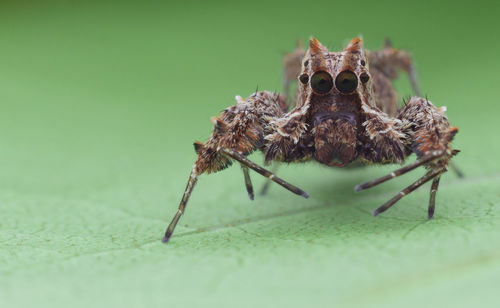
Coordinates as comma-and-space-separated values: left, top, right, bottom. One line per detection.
0, 0, 499, 307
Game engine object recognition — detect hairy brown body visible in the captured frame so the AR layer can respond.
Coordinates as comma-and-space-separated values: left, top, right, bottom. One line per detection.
162, 37, 459, 243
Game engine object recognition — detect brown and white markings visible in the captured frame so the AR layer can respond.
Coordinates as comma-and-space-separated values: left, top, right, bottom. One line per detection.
162, 37, 460, 243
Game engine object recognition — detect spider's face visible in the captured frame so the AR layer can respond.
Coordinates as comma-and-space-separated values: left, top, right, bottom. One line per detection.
298, 37, 371, 98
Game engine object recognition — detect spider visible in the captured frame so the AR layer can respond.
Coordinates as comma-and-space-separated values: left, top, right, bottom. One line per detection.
162, 37, 459, 243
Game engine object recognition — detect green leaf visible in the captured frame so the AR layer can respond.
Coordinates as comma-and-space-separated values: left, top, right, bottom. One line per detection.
0, 1, 499, 307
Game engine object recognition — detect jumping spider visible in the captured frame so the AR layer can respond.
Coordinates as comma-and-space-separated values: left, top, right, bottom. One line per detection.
162, 37, 459, 243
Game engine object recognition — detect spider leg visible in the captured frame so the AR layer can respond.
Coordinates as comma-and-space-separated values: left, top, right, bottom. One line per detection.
357, 97, 458, 218
221, 149, 309, 198
163, 91, 292, 243
449, 161, 464, 178
282, 40, 305, 102
373, 168, 445, 216
367, 40, 421, 96
428, 176, 441, 219
259, 163, 280, 196
255, 40, 305, 197
355, 152, 444, 192
163, 167, 198, 243
163, 148, 308, 243
241, 165, 254, 200
368, 40, 467, 178
408, 63, 421, 97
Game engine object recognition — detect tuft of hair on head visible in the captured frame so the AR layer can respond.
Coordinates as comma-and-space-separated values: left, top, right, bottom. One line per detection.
308, 37, 328, 55
344, 37, 363, 53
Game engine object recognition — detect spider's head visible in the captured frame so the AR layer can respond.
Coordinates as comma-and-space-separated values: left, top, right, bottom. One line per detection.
298, 37, 371, 97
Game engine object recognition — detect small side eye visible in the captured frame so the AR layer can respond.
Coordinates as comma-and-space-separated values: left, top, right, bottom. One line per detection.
311, 71, 333, 94
335, 70, 358, 93
360, 72, 370, 83
299, 74, 309, 84
360, 59, 366, 66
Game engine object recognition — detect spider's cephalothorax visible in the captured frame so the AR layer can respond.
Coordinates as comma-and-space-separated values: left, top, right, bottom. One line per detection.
162, 37, 459, 243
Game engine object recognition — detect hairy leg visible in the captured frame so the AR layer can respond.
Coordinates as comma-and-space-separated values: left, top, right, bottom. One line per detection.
163, 91, 309, 243
428, 176, 441, 219
369, 69, 399, 117
282, 40, 305, 104
259, 164, 280, 196
260, 41, 305, 195
372, 168, 445, 216
162, 167, 198, 242
357, 97, 458, 217
367, 38, 421, 96
241, 165, 254, 200
221, 149, 308, 198
368, 38, 464, 178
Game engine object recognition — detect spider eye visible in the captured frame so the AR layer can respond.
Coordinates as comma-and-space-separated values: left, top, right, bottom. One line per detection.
299, 74, 309, 84
335, 70, 358, 93
360, 72, 370, 83
311, 71, 333, 94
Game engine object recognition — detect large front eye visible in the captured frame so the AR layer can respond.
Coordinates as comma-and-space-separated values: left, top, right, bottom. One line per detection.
335, 70, 358, 93
311, 71, 333, 94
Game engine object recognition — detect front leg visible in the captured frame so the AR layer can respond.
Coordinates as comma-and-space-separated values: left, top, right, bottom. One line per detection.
163, 91, 307, 243
357, 97, 459, 218
259, 40, 305, 195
